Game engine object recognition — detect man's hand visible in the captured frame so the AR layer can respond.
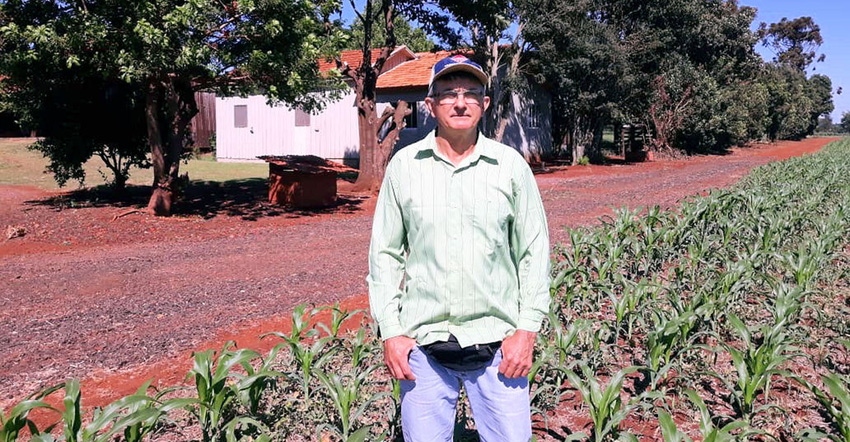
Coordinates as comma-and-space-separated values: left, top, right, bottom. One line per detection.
383, 336, 418, 380
498, 330, 537, 378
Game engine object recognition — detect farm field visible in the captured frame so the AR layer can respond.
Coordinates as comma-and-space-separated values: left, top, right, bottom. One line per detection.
0, 136, 846, 440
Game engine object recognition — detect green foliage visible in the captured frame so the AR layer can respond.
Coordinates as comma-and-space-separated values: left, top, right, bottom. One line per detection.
315, 365, 385, 441
521, 0, 768, 156
344, 15, 437, 52
0, 0, 346, 212
711, 314, 798, 418
25, 79, 150, 190
263, 305, 339, 400
185, 342, 279, 442
685, 390, 750, 442
799, 368, 850, 442
21, 380, 184, 442
757, 16, 824, 73
0, 384, 61, 441
758, 63, 817, 141
564, 363, 640, 441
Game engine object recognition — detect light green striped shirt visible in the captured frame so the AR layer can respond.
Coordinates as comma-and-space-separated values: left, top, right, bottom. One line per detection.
367, 131, 551, 348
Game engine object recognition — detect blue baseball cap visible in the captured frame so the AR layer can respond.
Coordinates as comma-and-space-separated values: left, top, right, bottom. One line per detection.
429, 54, 489, 91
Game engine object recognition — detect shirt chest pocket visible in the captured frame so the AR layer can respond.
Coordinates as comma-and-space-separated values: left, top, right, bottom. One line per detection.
471, 192, 513, 263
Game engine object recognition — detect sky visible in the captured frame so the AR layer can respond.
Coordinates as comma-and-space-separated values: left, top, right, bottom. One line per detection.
741, 0, 849, 121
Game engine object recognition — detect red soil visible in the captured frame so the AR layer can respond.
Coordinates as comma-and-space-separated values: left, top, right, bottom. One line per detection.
0, 137, 839, 434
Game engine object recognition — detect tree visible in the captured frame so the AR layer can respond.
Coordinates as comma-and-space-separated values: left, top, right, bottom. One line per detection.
758, 16, 824, 73
28, 79, 149, 191
337, 0, 507, 192
816, 115, 834, 133
0, 0, 343, 215
841, 111, 850, 134
759, 64, 814, 141
0, 2, 149, 190
0, 27, 149, 190
520, 0, 628, 163
665, 1, 767, 152
336, 0, 405, 193
520, 0, 766, 161
345, 14, 437, 52
756, 17, 834, 140
806, 74, 834, 133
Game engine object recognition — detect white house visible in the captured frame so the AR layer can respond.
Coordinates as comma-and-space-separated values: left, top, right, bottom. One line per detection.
214, 46, 552, 165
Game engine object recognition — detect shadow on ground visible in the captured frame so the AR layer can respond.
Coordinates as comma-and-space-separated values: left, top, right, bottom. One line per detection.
26, 178, 368, 220
530, 147, 736, 175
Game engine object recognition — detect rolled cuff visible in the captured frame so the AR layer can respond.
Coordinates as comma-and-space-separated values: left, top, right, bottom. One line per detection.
516, 309, 545, 333
377, 320, 405, 340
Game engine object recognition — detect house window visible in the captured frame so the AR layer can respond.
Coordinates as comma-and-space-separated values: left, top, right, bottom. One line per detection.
295, 108, 310, 127
234, 105, 248, 128
527, 102, 541, 129
404, 102, 418, 129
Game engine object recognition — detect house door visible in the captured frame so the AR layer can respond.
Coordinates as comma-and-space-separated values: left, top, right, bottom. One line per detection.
292, 108, 311, 155
230, 103, 260, 159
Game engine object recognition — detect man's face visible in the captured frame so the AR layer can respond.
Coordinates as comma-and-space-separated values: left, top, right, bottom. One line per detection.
425, 77, 490, 134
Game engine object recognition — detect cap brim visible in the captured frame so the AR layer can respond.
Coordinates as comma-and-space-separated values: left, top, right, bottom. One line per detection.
431, 64, 489, 87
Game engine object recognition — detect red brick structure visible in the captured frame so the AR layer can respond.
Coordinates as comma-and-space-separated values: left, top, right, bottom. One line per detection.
260, 155, 339, 208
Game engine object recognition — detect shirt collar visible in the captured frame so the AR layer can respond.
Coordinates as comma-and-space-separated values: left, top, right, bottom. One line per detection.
415, 130, 499, 167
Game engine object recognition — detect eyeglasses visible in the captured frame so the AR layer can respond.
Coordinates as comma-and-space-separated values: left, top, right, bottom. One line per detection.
430, 88, 485, 105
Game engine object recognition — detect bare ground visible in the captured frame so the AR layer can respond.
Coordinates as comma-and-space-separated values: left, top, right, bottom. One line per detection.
0, 138, 838, 423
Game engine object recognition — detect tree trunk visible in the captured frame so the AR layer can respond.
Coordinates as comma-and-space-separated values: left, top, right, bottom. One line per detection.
483, 24, 525, 148
145, 76, 198, 216
570, 115, 593, 165
146, 77, 171, 216
494, 110, 511, 144
340, 0, 400, 194
378, 101, 409, 151
351, 87, 381, 192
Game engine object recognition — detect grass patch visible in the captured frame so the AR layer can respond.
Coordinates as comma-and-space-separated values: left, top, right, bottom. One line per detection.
0, 138, 268, 190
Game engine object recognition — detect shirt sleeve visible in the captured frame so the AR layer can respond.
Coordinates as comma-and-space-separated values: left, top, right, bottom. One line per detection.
510, 161, 551, 332
366, 164, 408, 340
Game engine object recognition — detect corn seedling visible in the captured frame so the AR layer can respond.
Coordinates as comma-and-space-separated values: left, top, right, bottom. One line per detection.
120, 381, 190, 442
712, 314, 798, 419
185, 342, 274, 442
657, 409, 693, 442
347, 324, 378, 369
0, 383, 62, 442
645, 307, 697, 388
802, 373, 850, 442
565, 363, 640, 441
315, 304, 361, 339
265, 329, 337, 400
315, 364, 386, 441
529, 334, 566, 421
685, 390, 750, 442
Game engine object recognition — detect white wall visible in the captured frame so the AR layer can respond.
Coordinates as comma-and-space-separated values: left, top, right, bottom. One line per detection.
503, 86, 552, 160
216, 91, 362, 163
216, 83, 552, 164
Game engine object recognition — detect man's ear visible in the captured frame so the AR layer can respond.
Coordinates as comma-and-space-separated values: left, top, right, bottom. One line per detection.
482, 95, 491, 112
424, 97, 437, 116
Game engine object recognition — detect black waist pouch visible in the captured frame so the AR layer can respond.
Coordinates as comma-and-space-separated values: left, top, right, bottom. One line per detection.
422, 334, 501, 371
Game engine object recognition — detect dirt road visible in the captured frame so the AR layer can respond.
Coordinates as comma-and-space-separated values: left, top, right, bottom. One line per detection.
0, 137, 838, 409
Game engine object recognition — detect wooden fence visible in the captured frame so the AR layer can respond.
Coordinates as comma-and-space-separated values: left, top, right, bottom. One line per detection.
190, 92, 216, 150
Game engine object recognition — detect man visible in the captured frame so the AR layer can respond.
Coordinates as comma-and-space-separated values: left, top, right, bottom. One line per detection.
367, 54, 550, 441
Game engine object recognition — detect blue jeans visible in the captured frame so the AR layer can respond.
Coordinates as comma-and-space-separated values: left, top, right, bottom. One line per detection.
400, 346, 532, 442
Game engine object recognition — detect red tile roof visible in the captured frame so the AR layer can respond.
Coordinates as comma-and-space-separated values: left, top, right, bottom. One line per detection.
317, 48, 386, 72
320, 47, 470, 92
377, 51, 451, 90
